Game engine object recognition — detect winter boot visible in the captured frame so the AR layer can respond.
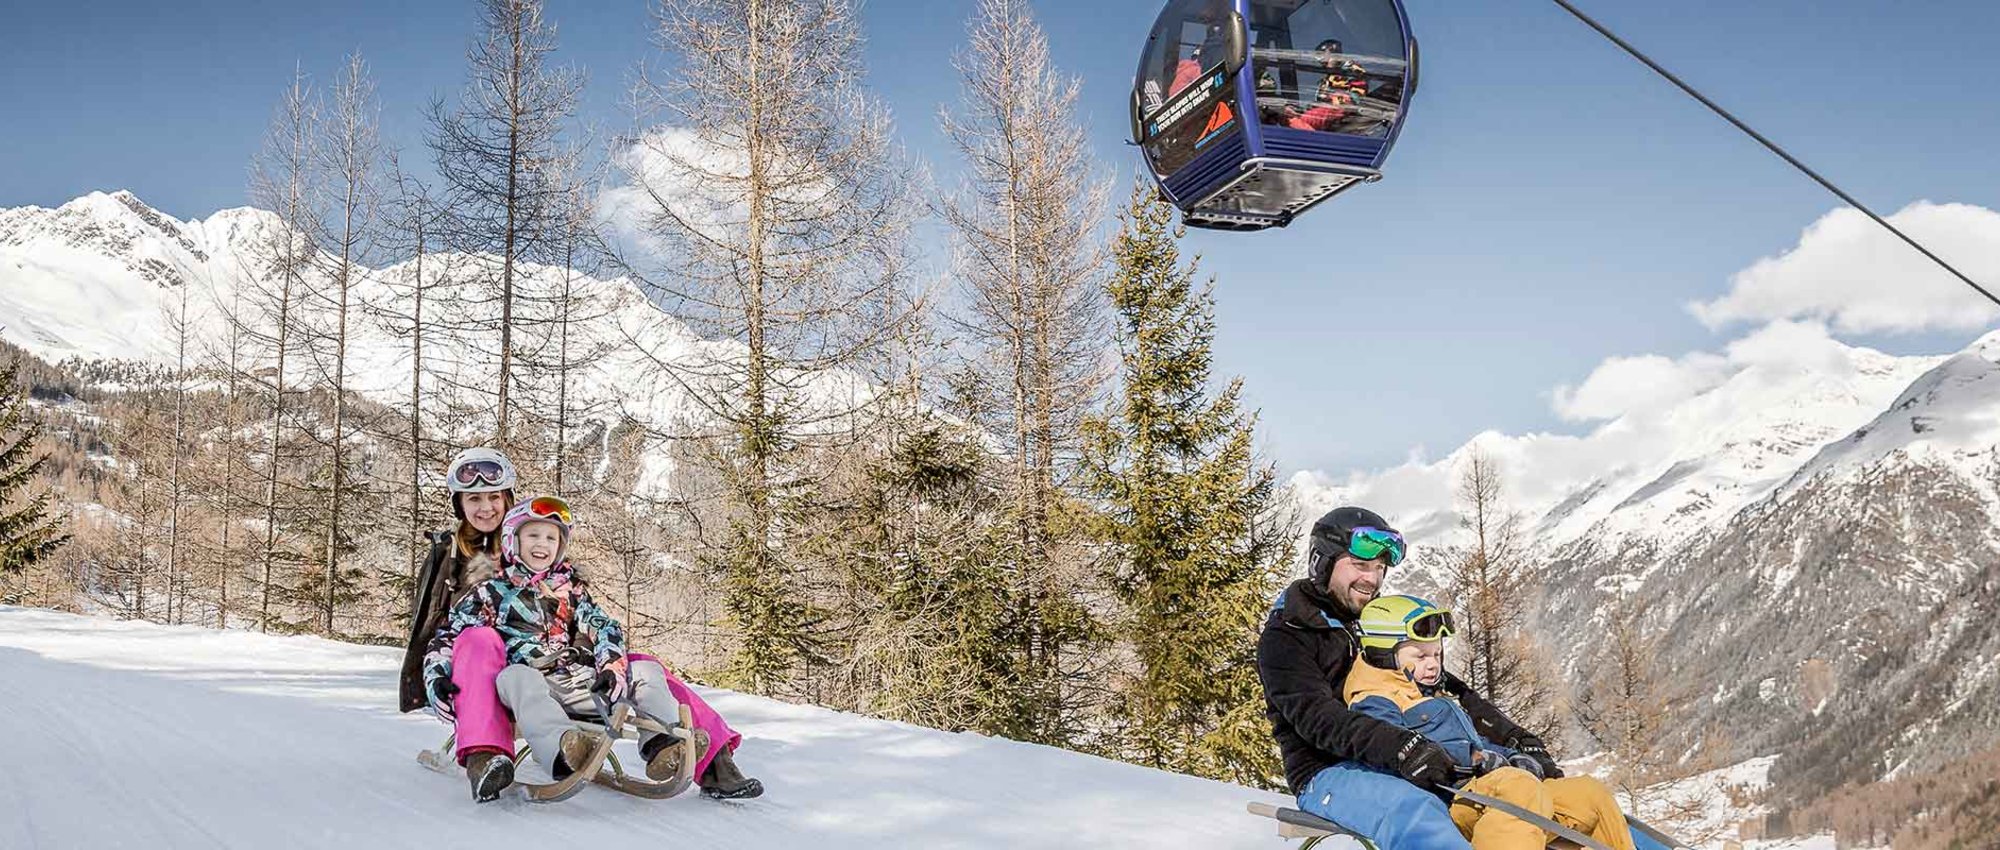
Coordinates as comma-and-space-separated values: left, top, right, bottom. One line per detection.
464, 751, 515, 802
552, 729, 599, 782
642, 727, 711, 782
698, 744, 764, 799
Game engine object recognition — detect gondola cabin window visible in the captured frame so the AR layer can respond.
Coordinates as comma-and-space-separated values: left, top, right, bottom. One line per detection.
1249, 0, 1407, 138
1136, 0, 1240, 179
1132, 0, 1417, 230
1138, 0, 1236, 116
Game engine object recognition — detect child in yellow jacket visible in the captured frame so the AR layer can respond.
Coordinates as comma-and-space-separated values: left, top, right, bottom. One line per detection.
1345, 595, 1666, 850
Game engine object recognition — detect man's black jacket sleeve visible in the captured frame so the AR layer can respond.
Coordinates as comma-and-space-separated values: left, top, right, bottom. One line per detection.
1257, 622, 1405, 769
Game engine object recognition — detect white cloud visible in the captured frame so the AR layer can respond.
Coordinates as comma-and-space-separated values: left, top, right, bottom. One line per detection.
598, 127, 753, 254
1720, 318, 1854, 373
1690, 202, 2000, 334
1547, 321, 1858, 423
597, 126, 851, 258
1549, 350, 1731, 423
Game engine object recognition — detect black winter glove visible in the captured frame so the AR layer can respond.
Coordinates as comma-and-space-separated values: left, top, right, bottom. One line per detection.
1390, 732, 1459, 791
426, 676, 460, 722
1511, 735, 1562, 779
1439, 671, 1470, 696
591, 665, 630, 704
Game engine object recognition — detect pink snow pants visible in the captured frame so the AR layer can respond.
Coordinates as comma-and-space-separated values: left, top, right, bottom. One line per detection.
449, 627, 742, 779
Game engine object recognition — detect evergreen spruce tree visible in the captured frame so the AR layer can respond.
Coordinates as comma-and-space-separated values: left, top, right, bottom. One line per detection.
836, 418, 1013, 731
0, 355, 70, 574
1080, 185, 1290, 786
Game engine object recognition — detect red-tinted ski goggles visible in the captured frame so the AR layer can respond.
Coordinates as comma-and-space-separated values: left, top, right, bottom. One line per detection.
1347, 526, 1407, 567
524, 495, 573, 526
452, 459, 511, 488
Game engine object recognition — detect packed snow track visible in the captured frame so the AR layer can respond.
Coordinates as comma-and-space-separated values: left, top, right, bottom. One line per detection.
0, 607, 1306, 849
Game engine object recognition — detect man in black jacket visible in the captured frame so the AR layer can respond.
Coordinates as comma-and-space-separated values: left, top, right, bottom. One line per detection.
1257, 506, 1564, 849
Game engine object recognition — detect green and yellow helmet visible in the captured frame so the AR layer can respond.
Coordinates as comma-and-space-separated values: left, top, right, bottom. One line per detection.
1356, 594, 1456, 653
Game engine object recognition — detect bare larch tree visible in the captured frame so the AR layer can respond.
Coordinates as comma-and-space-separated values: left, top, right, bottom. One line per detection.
621, 0, 919, 695
937, 0, 1110, 743
427, 0, 584, 448
244, 67, 319, 632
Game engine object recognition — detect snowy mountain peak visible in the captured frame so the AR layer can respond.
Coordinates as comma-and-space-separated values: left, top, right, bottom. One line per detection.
27, 189, 212, 264
1967, 327, 2000, 362
1, 191, 224, 361
0, 190, 849, 495
1290, 327, 1941, 567
1777, 331, 2000, 499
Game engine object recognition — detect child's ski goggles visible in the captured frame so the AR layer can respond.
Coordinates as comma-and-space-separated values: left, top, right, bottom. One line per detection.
524, 495, 573, 526
1406, 609, 1455, 641
1346, 526, 1407, 567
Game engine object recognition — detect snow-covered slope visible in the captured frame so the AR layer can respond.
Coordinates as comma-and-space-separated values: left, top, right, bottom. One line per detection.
0, 606, 1302, 849
1579, 756, 1837, 850
0, 191, 212, 363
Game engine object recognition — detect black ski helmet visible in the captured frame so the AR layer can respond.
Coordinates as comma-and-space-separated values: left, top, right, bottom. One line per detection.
1307, 506, 1397, 585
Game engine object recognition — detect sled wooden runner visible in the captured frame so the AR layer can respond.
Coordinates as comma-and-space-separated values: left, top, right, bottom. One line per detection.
590, 704, 699, 799
1246, 801, 1591, 850
418, 702, 698, 802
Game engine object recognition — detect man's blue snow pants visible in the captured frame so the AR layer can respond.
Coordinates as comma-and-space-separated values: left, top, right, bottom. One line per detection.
1298, 762, 1472, 850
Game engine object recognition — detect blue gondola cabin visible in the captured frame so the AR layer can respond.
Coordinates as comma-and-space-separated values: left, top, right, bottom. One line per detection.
1134, 0, 1418, 231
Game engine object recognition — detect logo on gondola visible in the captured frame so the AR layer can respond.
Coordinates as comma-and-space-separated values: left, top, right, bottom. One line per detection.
1194, 101, 1236, 149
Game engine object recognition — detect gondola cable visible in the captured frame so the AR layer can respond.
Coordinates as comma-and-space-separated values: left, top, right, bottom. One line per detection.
1545, 0, 2000, 310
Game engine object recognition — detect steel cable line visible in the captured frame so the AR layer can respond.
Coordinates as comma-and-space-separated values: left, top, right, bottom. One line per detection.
1545, 0, 2000, 310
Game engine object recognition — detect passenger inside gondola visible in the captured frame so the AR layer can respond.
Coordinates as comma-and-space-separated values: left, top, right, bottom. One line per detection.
1288, 38, 1376, 134
1255, 37, 1391, 137
1171, 21, 1232, 96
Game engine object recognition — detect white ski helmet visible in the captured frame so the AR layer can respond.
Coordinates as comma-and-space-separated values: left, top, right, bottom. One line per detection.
445, 446, 517, 502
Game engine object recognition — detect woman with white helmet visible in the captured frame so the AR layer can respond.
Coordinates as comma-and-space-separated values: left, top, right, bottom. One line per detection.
398, 446, 518, 717
398, 446, 762, 803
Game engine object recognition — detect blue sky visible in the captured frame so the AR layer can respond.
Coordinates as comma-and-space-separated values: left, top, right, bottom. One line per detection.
5, 0, 1999, 477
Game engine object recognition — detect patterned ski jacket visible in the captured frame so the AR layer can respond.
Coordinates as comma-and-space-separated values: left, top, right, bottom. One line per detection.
1343, 659, 1518, 773
421, 555, 627, 698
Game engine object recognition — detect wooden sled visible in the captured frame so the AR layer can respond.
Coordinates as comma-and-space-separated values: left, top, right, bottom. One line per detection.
591, 703, 700, 799
1246, 802, 1590, 850
417, 702, 697, 803
1246, 802, 1380, 849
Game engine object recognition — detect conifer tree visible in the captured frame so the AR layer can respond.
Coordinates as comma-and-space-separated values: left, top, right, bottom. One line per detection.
302, 52, 383, 636
241, 67, 318, 632
1574, 600, 1675, 808
0, 354, 70, 575
427, 0, 584, 449
1447, 448, 1561, 738
837, 417, 1013, 731
1079, 185, 1290, 786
